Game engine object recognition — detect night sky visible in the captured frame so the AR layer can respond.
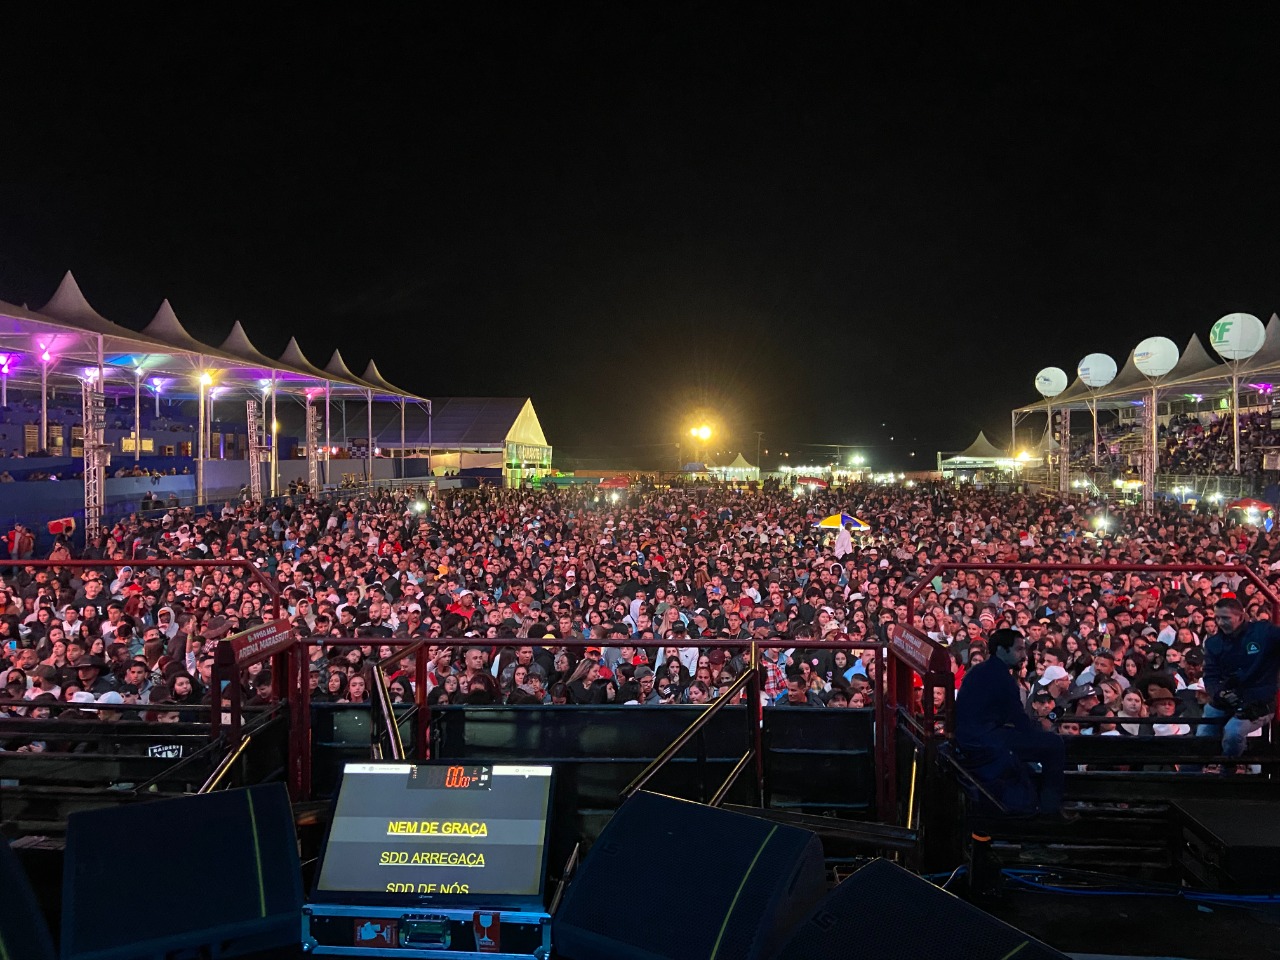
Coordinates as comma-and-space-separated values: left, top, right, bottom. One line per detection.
3, 8, 1280, 469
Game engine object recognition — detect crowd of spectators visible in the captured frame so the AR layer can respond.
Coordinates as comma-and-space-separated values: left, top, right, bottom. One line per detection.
1159, 411, 1280, 477
1, 479, 1278, 761
1072, 410, 1280, 478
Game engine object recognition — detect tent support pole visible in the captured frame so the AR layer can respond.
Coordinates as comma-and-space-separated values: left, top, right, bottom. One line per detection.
197, 379, 206, 504
270, 380, 278, 498
134, 369, 142, 462
39, 359, 48, 453
1232, 370, 1241, 473
1091, 396, 1099, 467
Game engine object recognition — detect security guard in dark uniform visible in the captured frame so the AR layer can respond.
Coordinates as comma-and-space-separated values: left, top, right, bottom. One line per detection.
955, 628, 1067, 816
1197, 597, 1280, 758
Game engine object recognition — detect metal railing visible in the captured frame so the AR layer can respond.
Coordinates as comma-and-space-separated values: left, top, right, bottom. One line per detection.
620, 655, 760, 806
278, 636, 890, 809
373, 640, 431, 761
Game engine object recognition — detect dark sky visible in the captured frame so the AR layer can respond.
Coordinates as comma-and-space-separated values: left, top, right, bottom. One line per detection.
3, 8, 1279, 469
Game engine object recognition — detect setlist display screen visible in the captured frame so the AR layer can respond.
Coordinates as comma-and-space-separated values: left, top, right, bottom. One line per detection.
314, 763, 553, 906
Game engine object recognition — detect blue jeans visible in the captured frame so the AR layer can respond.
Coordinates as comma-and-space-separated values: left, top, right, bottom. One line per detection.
1196, 704, 1269, 758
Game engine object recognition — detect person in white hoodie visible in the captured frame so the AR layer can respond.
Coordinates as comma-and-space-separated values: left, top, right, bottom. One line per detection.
833, 524, 854, 560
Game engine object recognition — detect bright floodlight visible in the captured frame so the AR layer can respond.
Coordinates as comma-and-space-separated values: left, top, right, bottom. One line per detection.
413, 501, 426, 513
691, 425, 711, 441
199, 371, 213, 386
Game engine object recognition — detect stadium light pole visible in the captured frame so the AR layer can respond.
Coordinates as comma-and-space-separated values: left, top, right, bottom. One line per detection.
691, 425, 712, 465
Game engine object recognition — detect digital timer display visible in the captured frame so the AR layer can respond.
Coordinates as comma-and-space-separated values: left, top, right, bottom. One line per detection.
410, 764, 491, 791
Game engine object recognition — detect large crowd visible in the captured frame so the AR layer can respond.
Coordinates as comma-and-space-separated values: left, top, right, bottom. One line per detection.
1076, 409, 1280, 478
1, 479, 1278, 762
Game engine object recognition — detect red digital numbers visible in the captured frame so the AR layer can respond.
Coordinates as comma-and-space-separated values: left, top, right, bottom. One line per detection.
445, 766, 469, 788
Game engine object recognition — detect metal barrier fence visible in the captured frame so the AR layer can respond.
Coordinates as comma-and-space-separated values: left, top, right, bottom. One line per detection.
215, 635, 890, 807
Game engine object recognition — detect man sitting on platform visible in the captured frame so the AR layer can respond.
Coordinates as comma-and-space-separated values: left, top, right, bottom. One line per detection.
1196, 597, 1279, 765
955, 628, 1068, 818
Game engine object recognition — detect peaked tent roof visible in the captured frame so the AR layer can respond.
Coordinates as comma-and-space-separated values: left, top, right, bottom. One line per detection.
955, 431, 1007, 459
1100, 348, 1144, 396
1160, 333, 1218, 384
505, 398, 548, 447
137, 300, 244, 367
1155, 318, 1280, 390
723, 452, 756, 470
34, 272, 194, 360
217, 321, 314, 380
325, 349, 379, 392
279, 337, 350, 384
30, 276, 252, 388
362, 359, 426, 402
40, 272, 136, 338
1239, 313, 1280, 373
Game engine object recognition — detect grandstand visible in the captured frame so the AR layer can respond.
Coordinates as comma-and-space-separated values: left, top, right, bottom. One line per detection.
0, 272, 432, 531
978, 314, 1280, 503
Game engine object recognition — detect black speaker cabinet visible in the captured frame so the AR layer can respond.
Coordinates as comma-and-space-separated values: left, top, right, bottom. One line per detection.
554, 791, 826, 960
0, 838, 56, 960
61, 784, 302, 960
774, 858, 1067, 960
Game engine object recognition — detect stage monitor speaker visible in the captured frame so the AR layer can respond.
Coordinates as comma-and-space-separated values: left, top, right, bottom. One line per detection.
553, 791, 826, 960
62, 784, 302, 960
774, 858, 1068, 960
0, 839, 56, 960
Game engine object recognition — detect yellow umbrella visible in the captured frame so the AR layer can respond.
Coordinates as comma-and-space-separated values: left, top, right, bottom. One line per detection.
813, 513, 870, 531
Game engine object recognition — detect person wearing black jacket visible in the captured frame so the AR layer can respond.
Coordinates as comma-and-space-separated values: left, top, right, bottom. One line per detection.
955, 628, 1067, 817
565, 657, 606, 704
1197, 597, 1280, 760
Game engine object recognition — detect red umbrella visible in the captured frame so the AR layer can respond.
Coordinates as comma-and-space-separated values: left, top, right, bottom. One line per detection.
1226, 497, 1273, 512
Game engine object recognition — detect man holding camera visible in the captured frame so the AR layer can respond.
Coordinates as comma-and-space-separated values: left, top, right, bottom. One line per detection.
1197, 598, 1280, 763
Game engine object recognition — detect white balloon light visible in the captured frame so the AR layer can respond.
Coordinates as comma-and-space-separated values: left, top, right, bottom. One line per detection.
1034, 367, 1068, 398
1077, 353, 1117, 390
